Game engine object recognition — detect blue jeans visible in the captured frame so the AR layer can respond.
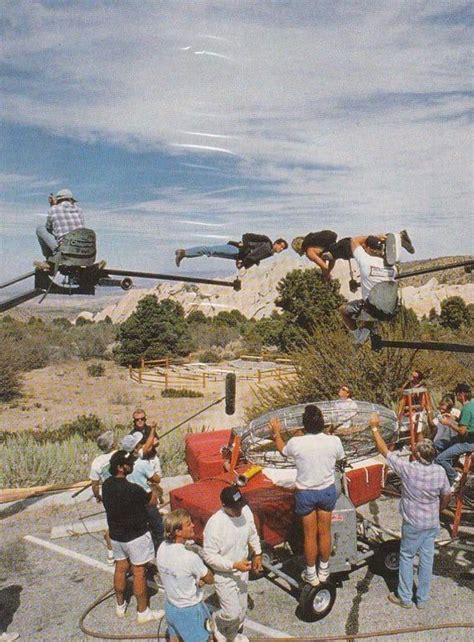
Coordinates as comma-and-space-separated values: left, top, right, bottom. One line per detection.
436, 441, 474, 483
184, 243, 239, 260
398, 521, 439, 605
36, 225, 58, 258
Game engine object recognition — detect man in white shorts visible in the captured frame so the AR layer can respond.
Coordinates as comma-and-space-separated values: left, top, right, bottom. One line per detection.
156, 509, 214, 642
102, 450, 164, 624
339, 235, 397, 344
203, 486, 263, 642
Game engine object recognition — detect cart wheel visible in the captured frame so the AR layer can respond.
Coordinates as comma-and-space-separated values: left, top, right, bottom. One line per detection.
298, 582, 336, 622
369, 539, 400, 576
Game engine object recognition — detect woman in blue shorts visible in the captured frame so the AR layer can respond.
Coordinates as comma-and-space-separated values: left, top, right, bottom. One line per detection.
270, 405, 345, 586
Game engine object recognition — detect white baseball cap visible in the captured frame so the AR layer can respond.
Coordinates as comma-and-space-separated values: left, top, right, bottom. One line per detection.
121, 431, 143, 452
56, 188, 77, 201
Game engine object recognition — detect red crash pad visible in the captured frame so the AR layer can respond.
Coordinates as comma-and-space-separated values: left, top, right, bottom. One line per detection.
185, 430, 231, 481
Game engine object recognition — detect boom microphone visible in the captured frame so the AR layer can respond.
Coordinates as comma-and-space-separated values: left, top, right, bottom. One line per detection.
225, 373, 236, 415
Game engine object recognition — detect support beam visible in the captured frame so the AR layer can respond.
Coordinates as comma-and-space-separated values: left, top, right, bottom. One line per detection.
0, 271, 36, 289
396, 259, 473, 281
0, 288, 45, 313
104, 268, 241, 291
371, 334, 474, 353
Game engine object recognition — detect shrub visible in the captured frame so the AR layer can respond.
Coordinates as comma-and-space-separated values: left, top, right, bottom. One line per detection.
197, 349, 220, 363
162, 388, 204, 398
440, 296, 470, 330
87, 362, 106, 377
0, 351, 22, 401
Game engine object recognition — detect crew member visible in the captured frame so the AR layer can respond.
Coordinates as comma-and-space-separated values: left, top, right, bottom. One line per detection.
291, 229, 414, 278
397, 370, 432, 442
102, 450, 164, 624
35, 189, 85, 267
270, 404, 345, 586
130, 408, 158, 457
89, 430, 116, 565
121, 432, 164, 552
175, 233, 288, 270
370, 415, 451, 609
156, 509, 214, 642
203, 485, 262, 642
339, 235, 397, 344
334, 384, 358, 428
435, 383, 474, 488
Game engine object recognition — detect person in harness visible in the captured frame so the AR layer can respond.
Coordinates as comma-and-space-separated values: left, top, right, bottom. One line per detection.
339, 235, 399, 344
174, 233, 288, 269
291, 229, 415, 281
35, 189, 85, 269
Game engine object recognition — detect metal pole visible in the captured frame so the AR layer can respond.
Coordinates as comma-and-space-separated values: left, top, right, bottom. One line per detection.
104, 268, 241, 291
396, 259, 473, 280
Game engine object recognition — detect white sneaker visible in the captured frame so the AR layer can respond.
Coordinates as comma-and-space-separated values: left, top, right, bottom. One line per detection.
209, 613, 226, 642
301, 570, 320, 587
107, 550, 115, 565
353, 327, 371, 345
115, 601, 127, 618
318, 564, 330, 583
1, 633, 20, 642
137, 607, 165, 624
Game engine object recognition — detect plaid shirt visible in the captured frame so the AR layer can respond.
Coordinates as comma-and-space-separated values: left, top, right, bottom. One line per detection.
387, 452, 450, 530
46, 202, 85, 242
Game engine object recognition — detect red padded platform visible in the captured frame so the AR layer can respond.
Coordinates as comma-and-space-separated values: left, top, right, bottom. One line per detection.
346, 464, 384, 507
185, 430, 231, 481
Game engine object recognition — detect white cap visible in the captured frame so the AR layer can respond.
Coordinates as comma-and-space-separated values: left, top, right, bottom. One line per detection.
121, 431, 143, 452
56, 188, 76, 201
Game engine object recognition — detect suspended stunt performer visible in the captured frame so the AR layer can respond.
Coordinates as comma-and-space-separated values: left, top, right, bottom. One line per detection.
175, 233, 288, 270
35, 189, 85, 269
291, 229, 415, 280
339, 235, 399, 344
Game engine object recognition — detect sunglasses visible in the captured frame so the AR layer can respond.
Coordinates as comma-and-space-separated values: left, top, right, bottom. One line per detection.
134, 417, 146, 422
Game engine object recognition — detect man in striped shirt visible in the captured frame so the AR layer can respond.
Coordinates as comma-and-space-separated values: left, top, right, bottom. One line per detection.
36, 188, 85, 261
370, 414, 451, 609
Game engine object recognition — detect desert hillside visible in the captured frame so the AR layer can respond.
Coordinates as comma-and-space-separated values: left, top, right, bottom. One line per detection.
84, 254, 473, 323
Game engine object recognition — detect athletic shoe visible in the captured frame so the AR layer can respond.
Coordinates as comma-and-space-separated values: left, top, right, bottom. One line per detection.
317, 564, 330, 583
137, 607, 165, 624
107, 550, 115, 565
175, 249, 185, 267
450, 472, 463, 493
384, 233, 400, 266
235, 634, 250, 642
353, 327, 371, 345
416, 601, 427, 610
400, 230, 415, 254
209, 613, 226, 642
1, 633, 20, 642
115, 601, 127, 618
301, 570, 320, 587
387, 593, 412, 609
33, 260, 51, 271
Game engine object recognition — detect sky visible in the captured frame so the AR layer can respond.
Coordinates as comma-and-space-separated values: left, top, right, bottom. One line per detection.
1, 0, 473, 286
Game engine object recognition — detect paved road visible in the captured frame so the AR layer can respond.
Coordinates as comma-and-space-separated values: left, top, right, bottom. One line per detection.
0, 489, 473, 641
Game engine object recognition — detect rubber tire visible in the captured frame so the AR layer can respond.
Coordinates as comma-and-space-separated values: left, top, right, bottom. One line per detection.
369, 539, 400, 576
298, 582, 337, 622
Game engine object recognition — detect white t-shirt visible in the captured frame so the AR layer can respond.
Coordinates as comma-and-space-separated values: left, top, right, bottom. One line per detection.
283, 433, 345, 490
156, 541, 208, 608
89, 451, 115, 482
334, 398, 358, 428
203, 505, 261, 574
353, 246, 396, 300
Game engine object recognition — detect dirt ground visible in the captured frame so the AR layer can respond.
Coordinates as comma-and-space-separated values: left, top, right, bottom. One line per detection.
0, 361, 263, 434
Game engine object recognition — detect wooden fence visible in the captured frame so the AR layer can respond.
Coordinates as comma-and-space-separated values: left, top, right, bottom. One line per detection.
128, 357, 296, 389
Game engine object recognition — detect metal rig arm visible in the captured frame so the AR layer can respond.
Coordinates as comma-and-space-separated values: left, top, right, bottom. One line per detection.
104, 268, 241, 291
371, 334, 474, 353
396, 259, 473, 280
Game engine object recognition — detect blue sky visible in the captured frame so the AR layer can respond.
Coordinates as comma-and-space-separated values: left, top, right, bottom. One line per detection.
1, 0, 473, 284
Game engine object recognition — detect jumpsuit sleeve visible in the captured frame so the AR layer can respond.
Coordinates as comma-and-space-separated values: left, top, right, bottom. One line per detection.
203, 519, 235, 572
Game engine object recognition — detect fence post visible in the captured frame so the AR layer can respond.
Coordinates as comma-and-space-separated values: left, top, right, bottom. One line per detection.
164, 370, 168, 390
257, 369, 261, 383
128, 364, 132, 379
203, 373, 206, 388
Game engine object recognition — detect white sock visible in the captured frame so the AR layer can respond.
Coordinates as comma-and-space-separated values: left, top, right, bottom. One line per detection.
319, 560, 329, 569
306, 565, 317, 576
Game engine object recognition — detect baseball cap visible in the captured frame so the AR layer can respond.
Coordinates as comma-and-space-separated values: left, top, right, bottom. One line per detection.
121, 432, 143, 452
56, 188, 77, 201
109, 449, 136, 469
96, 430, 114, 451
454, 383, 471, 395
365, 236, 384, 252
220, 485, 245, 507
